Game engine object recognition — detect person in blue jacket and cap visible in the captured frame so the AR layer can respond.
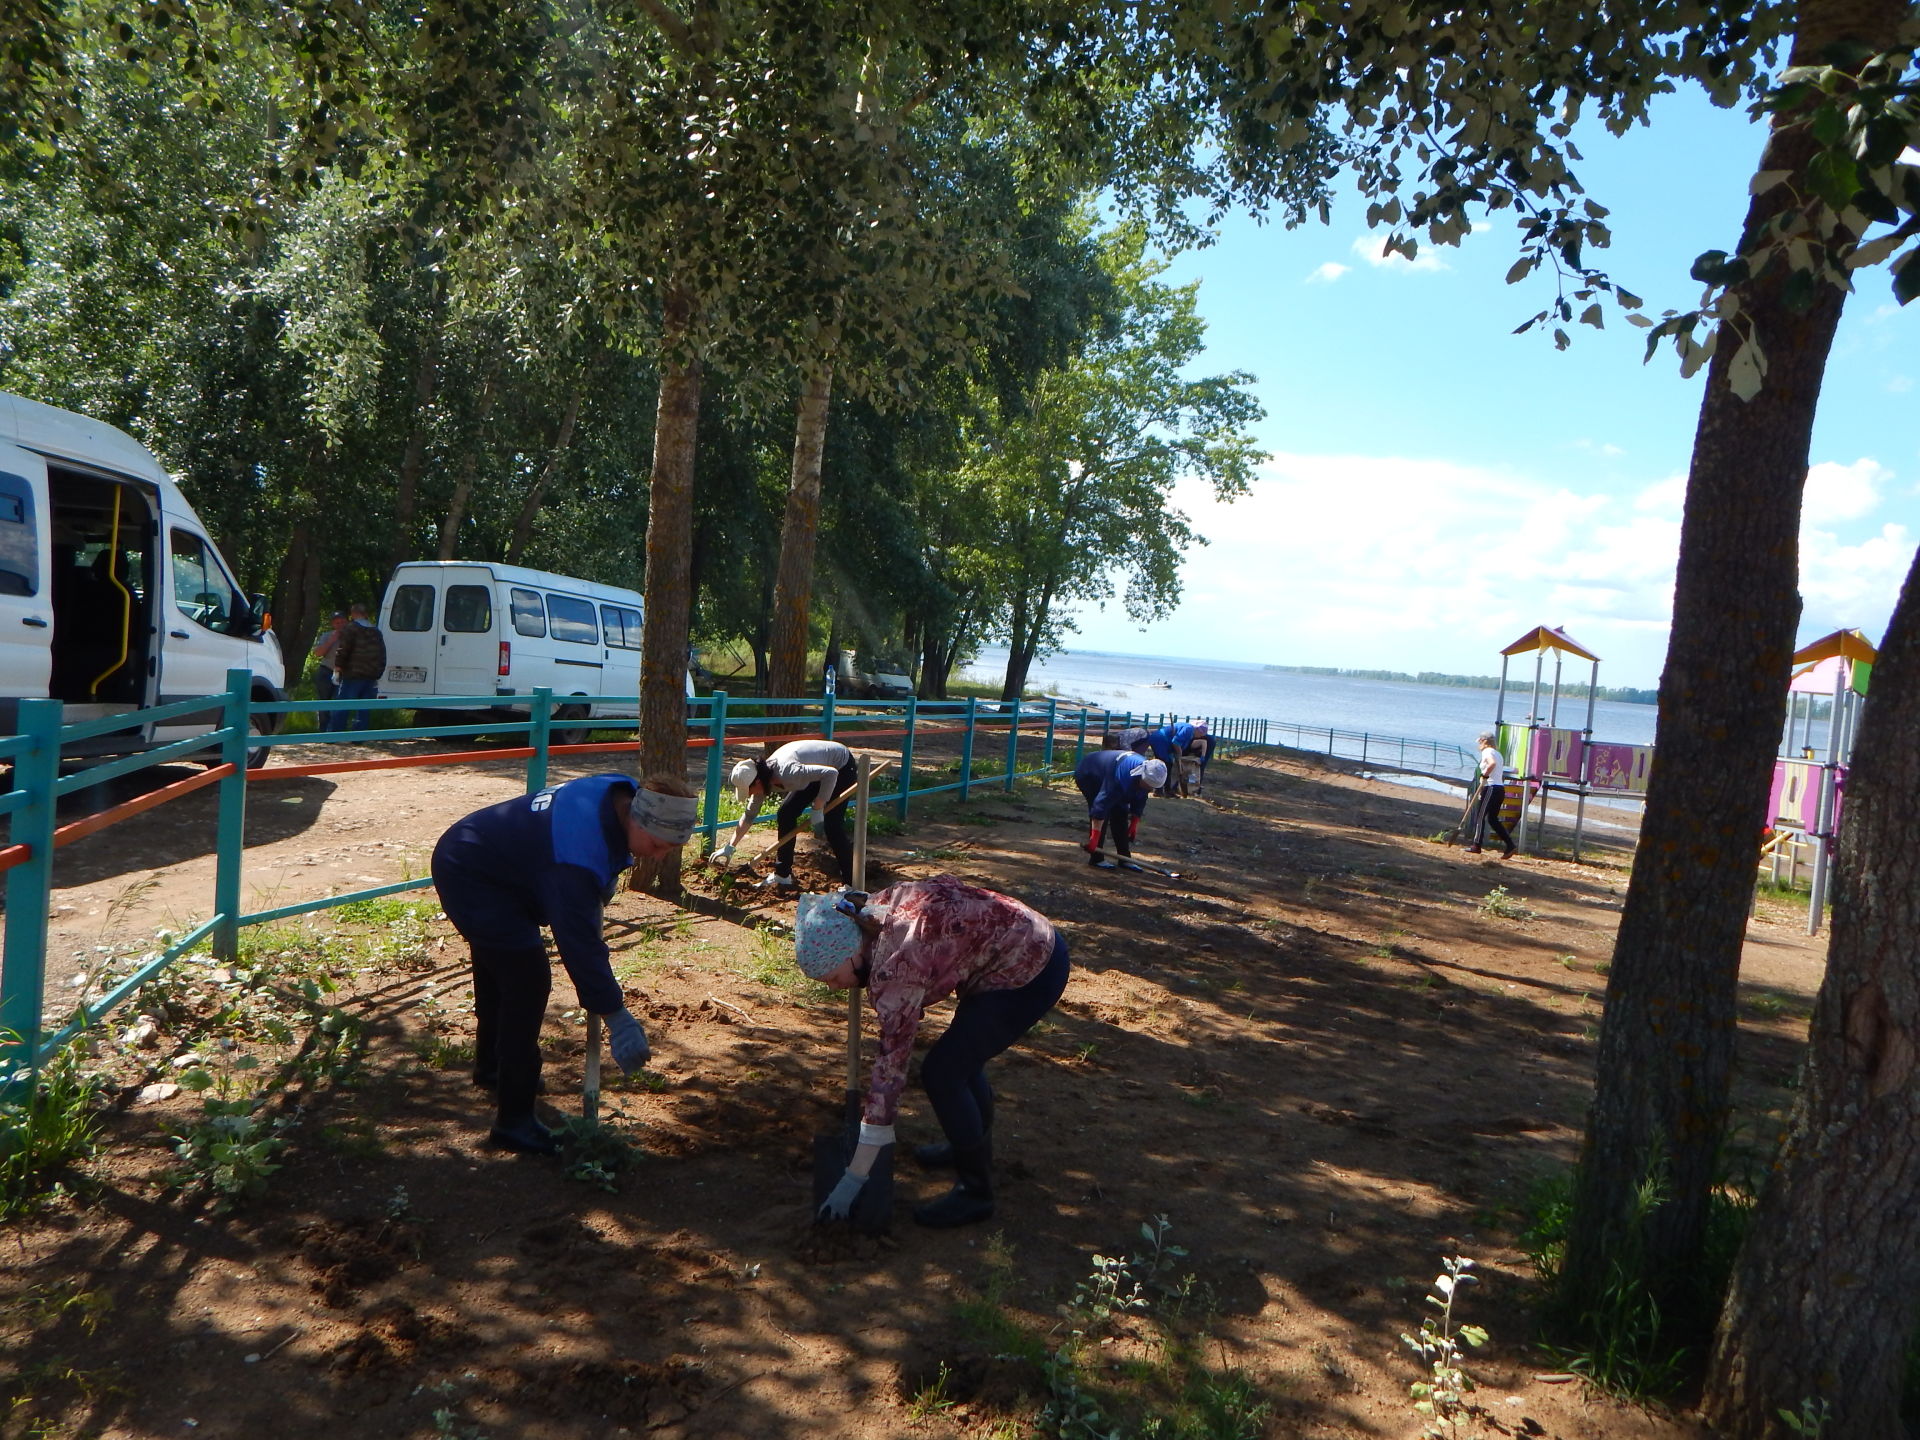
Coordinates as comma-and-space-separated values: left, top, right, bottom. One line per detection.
1072, 747, 1165, 866
1145, 721, 1197, 795
431, 772, 700, 1154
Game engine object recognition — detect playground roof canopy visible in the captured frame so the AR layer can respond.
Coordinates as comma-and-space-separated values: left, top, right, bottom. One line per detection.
1791, 628, 1877, 668
1791, 629, 1875, 696
1500, 625, 1600, 664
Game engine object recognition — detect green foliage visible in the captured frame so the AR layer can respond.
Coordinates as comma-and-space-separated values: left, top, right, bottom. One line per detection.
168, 1052, 286, 1208
1526, 1165, 1755, 1399
331, 896, 437, 926
0, 1041, 102, 1220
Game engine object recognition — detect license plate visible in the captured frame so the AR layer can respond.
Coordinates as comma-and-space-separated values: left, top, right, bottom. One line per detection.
387, 666, 427, 683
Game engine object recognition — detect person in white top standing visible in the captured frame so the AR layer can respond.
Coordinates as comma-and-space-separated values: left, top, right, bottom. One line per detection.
1467, 731, 1517, 858
710, 738, 858, 890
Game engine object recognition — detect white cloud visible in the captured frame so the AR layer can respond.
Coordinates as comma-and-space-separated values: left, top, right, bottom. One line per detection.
1805, 457, 1888, 521
1350, 234, 1448, 272
1305, 262, 1351, 285
1069, 451, 1911, 686
1887, 375, 1912, 394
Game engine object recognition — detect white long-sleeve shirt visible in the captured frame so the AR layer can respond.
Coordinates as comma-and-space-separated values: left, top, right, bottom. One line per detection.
734, 739, 853, 837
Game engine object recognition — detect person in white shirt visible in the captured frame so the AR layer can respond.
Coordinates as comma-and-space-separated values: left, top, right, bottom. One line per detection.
1467, 731, 1517, 858
710, 739, 857, 890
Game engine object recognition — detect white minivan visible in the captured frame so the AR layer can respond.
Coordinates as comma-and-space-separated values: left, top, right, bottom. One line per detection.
0, 390, 286, 760
377, 560, 654, 742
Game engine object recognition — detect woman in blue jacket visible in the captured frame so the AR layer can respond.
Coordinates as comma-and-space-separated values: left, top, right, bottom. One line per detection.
1072, 748, 1166, 865
431, 772, 699, 1154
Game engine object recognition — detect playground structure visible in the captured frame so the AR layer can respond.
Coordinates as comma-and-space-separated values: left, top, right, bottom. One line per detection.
1489, 623, 1876, 935
1764, 628, 1874, 932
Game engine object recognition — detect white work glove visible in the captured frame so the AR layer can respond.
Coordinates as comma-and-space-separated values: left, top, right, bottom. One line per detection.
603, 1008, 651, 1074
708, 842, 735, 867
817, 1169, 866, 1223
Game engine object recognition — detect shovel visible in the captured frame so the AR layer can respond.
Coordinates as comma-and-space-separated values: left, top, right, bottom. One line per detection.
811, 753, 893, 1231
1444, 775, 1486, 847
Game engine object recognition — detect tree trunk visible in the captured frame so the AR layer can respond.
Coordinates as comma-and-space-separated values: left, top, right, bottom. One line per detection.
272, 521, 322, 689
1701, 545, 1920, 1436
1003, 645, 1034, 701
504, 387, 582, 564
768, 360, 835, 710
637, 325, 702, 891
1560, 0, 1908, 1327
388, 339, 440, 572
436, 371, 498, 562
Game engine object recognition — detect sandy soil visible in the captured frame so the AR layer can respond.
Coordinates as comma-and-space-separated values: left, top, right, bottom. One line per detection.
3, 741, 1825, 1439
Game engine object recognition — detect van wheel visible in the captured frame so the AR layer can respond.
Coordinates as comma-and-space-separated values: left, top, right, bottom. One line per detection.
553, 704, 592, 748
246, 707, 279, 770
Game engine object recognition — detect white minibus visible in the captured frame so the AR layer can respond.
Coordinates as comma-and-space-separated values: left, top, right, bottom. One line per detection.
376, 560, 654, 742
0, 391, 286, 761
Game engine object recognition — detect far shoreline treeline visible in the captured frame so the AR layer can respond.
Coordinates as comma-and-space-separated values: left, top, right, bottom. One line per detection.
1262, 664, 1658, 706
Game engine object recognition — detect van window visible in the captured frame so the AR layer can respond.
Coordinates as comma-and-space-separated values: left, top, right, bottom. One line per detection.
547, 594, 598, 644
0, 475, 37, 597
510, 588, 546, 638
600, 604, 643, 650
170, 529, 246, 635
445, 585, 492, 633
389, 584, 435, 631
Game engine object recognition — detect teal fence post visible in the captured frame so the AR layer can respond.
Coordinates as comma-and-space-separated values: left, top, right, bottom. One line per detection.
526, 687, 554, 793
1074, 707, 1089, 770
703, 691, 729, 845
213, 668, 251, 962
1, 698, 62, 1074
1041, 698, 1058, 779
822, 689, 836, 740
1003, 698, 1021, 791
897, 696, 917, 821
960, 697, 977, 801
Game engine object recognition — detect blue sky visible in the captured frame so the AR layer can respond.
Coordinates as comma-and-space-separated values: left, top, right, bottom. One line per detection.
1069, 89, 1919, 688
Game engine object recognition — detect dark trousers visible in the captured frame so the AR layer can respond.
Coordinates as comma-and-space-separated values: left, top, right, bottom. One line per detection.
773, 760, 857, 880
1474, 783, 1515, 851
433, 850, 552, 1125
470, 945, 551, 1122
1074, 776, 1131, 858
921, 932, 1070, 1149
325, 677, 378, 732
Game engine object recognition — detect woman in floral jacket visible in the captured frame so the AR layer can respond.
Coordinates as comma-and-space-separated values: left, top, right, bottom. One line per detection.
795, 875, 1070, 1228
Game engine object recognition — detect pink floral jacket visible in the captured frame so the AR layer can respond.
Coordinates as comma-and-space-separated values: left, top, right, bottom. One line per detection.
860, 876, 1057, 1125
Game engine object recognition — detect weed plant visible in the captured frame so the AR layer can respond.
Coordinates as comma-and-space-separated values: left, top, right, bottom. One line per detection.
1027, 1217, 1270, 1440
553, 1115, 641, 1192
1400, 1257, 1487, 1438
735, 929, 836, 1005
0, 1041, 101, 1219
1479, 886, 1535, 920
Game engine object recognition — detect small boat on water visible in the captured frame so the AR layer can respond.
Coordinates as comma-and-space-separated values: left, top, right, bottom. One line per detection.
1146, 679, 1172, 689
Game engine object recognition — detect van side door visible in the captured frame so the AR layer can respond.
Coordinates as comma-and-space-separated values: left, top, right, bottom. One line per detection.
0, 443, 53, 712
155, 526, 251, 739
598, 603, 642, 715
435, 568, 497, 699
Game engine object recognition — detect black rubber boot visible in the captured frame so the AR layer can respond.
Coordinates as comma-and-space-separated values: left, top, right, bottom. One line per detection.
913, 1142, 994, 1228
914, 1098, 993, 1171
487, 1113, 558, 1155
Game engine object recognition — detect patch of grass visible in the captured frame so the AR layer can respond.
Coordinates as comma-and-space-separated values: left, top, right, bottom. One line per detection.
907, 1362, 957, 1422
1525, 1165, 1755, 1400
332, 896, 438, 925
319, 1116, 387, 1160
0, 1041, 102, 1220
413, 1033, 477, 1071
733, 929, 836, 1005
952, 810, 1002, 826
866, 810, 904, 837
1745, 993, 1788, 1018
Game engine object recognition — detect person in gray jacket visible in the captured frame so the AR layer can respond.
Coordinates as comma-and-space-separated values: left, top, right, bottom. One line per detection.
709, 739, 857, 890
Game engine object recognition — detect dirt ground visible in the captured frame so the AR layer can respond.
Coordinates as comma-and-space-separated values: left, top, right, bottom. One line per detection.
4, 739, 1826, 1440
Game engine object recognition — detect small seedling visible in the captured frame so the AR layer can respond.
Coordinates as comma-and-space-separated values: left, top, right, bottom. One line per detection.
1400, 1256, 1487, 1438
1778, 1398, 1831, 1437
906, 1362, 956, 1421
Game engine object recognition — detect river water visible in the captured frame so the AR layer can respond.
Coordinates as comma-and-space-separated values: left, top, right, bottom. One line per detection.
962, 645, 1660, 780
